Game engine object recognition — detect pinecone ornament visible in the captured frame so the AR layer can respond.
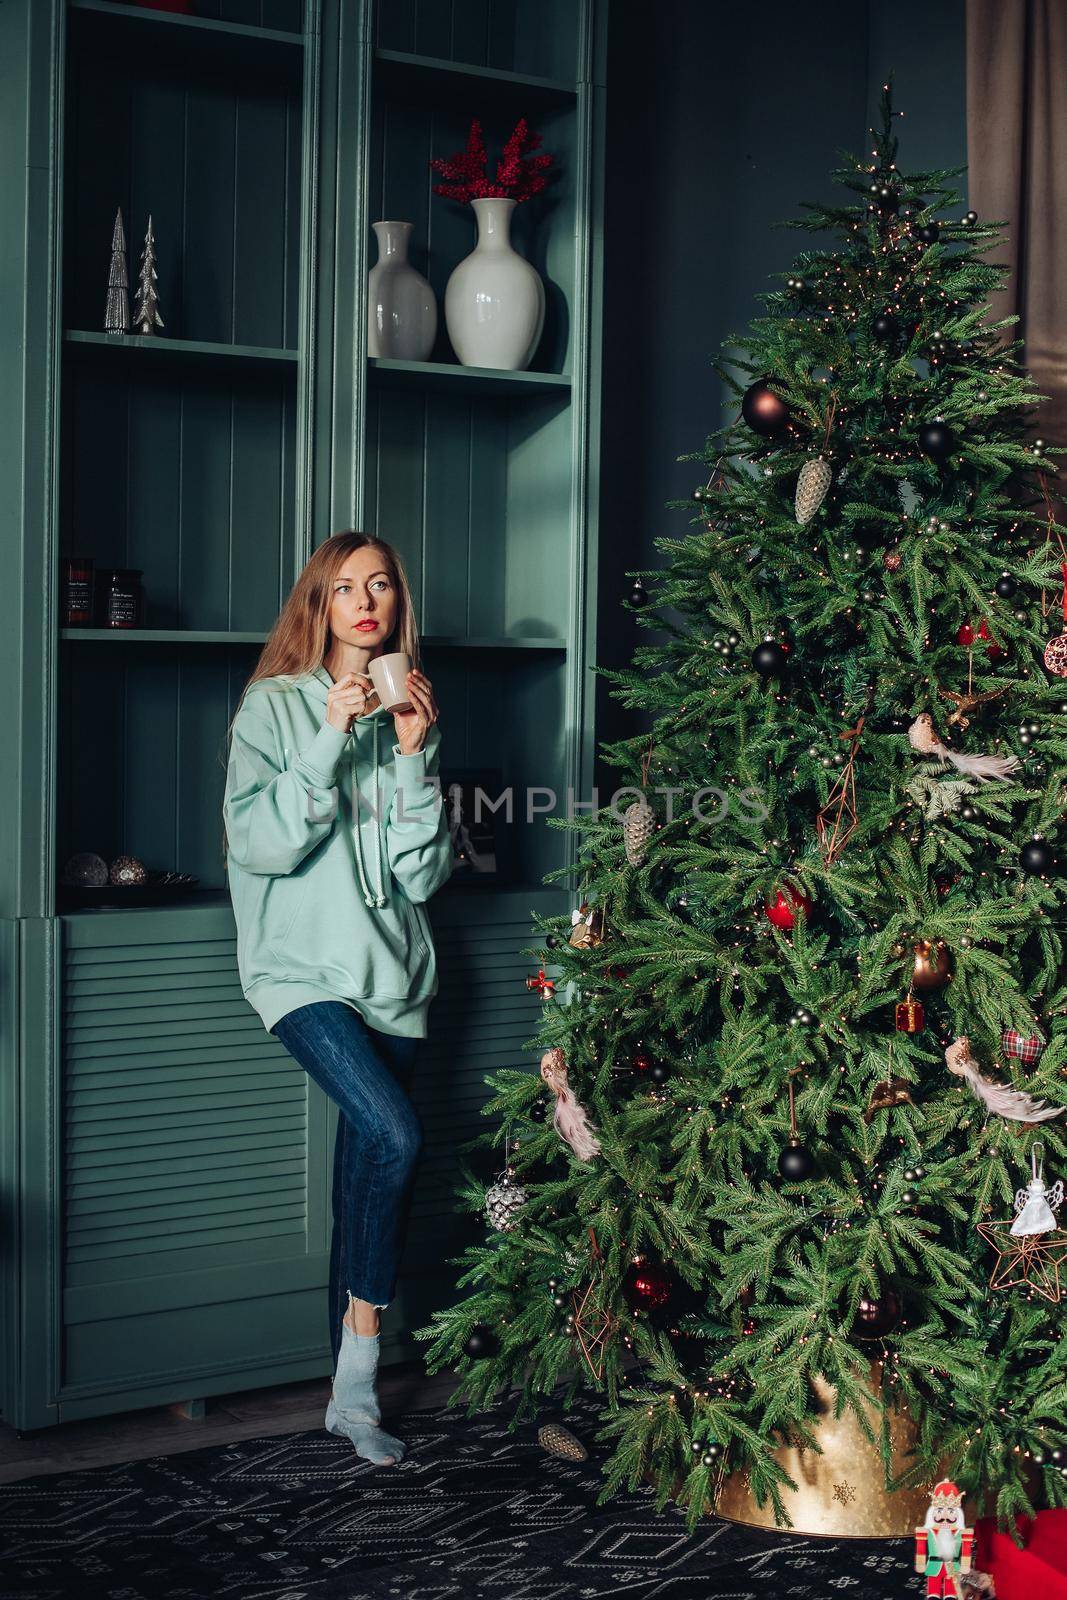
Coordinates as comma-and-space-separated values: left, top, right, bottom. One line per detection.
484, 1170, 528, 1232
794, 456, 832, 525
538, 1421, 589, 1461
108, 855, 147, 886
623, 798, 656, 866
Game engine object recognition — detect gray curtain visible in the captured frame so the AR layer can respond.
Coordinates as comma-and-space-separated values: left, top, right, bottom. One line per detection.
966, 0, 1067, 457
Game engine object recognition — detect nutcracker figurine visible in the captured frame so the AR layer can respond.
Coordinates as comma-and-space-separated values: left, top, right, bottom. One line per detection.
915, 1480, 973, 1597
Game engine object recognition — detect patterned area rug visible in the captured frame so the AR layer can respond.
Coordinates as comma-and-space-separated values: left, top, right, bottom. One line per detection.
0, 1389, 918, 1598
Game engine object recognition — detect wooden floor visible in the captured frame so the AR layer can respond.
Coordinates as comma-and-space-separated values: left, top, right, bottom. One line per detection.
0, 1359, 467, 1484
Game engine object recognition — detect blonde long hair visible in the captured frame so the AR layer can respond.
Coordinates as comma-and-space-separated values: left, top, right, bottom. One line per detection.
221, 531, 424, 862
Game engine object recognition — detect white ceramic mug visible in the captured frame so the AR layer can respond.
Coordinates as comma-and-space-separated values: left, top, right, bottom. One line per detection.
367, 651, 413, 712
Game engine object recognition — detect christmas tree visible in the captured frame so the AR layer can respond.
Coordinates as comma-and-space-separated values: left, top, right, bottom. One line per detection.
414, 82, 1067, 1533
132, 213, 165, 337
104, 205, 129, 334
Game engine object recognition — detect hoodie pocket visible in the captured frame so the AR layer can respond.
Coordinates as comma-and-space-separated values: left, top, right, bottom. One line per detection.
268, 874, 309, 947
407, 900, 431, 959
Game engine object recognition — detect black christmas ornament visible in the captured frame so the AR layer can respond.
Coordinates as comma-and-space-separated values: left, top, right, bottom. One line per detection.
463, 1324, 499, 1358
855, 1289, 902, 1338
1019, 838, 1057, 876
871, 312, 898, 342
741, 378, 790, 438
914, 219, 940, 244
629, 579, 649, 608
854, 523, 889, 553
751, 640, 788, 678
778, 1139, 815, 1181
650, 1061, 672, 1085
918, 421, 955, 461
777, 1076, 815, 1182
994, 573, 1018, 599
529, 1098, 549, 1123
868, 181, 899, 215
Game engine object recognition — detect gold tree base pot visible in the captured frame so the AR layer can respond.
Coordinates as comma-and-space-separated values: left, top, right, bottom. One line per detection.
713, 1370, 932, 1538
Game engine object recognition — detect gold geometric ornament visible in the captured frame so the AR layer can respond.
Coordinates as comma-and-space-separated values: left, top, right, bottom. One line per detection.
569, 1226, 617, 1382
975, 1218, 1067, 1304
816, 714, 864, 866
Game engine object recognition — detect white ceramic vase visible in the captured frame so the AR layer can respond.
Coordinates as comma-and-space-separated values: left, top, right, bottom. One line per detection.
367, 220, 437, 361
444, 197, 545, 370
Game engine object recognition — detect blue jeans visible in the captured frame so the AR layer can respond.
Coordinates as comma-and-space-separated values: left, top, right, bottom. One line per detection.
270, 1001, 423, 1366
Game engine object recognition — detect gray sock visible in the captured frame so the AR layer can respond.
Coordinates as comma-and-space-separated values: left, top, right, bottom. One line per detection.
328, 1328, 406, 1465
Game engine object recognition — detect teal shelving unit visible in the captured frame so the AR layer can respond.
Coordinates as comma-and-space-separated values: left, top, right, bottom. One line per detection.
0, 0, 606, 1429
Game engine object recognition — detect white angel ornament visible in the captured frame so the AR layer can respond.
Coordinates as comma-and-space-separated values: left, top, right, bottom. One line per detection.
1011, 1144, 1064, 1238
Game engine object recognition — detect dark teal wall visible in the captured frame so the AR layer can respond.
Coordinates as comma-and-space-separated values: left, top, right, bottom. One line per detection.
594, 0, 966, 796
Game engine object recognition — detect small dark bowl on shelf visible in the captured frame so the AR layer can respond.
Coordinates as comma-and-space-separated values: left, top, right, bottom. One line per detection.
59, 870, 200, 908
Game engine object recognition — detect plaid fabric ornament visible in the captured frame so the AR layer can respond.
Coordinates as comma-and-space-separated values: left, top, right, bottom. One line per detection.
1001, 1027, 1045, 1066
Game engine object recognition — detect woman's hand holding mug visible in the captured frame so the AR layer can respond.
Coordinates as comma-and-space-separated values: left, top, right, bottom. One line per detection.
324, 663, 439, 754
393, 668, 439, 756
325, 673, 380, 733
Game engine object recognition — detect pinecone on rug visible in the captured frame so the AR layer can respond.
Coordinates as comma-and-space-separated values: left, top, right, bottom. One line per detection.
538, 1421, 588, 1461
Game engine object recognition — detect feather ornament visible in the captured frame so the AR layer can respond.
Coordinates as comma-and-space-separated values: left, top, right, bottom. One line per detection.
540, 1047, 602, 1162
945, 1036, 1064, 1123
908, 712, 1020, 782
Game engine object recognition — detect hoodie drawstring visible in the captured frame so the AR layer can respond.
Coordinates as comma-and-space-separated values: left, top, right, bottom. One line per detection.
351, 716, 386, 909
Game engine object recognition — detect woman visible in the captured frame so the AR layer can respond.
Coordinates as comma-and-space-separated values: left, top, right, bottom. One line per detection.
222, 532, 454, 1467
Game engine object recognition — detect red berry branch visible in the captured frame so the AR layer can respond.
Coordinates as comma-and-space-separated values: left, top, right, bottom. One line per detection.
430, 117, 555, 204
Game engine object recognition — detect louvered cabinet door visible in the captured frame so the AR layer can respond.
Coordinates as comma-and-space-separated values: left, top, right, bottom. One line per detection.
59, 907, 334, 1417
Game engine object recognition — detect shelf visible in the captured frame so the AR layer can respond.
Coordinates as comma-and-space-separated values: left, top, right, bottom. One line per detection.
64, 331, 299, 375
374, 49, 577, 109
61, 628, 269, 644
367, 357, 570, 396
68, 1, 303, 74
57, 879, 561, 919
60, 630, 567, 650
422, 635, 567, 651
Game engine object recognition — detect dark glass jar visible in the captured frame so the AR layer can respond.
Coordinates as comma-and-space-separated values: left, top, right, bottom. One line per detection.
102, 568, 144, 629
63, 556, 94, 625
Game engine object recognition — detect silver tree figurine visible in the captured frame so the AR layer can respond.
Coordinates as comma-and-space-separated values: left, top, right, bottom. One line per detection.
132, 213, 165, 336
104, 205, 129, 334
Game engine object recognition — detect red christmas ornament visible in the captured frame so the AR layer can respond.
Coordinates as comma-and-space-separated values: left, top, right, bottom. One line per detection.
956, 621, 975, 647
741, 1317, 757, 1336
631, 1050, 653, 1073
895, 996, 925, 1033
621, 1257, 673, 1313
977, 618, 992, 641
986, 642, 1006, 663
764, 887, 812, 930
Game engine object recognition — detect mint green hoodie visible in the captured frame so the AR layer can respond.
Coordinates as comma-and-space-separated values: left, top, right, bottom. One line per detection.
223, 664, 453, 1038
